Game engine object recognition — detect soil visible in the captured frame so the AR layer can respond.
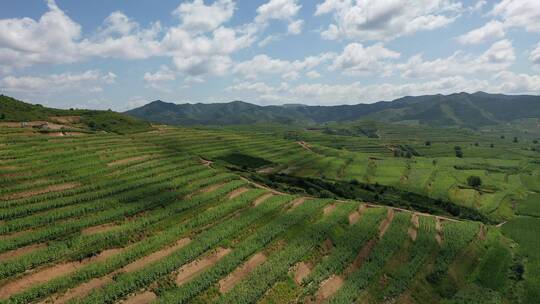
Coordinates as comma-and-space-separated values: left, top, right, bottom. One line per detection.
228, 187, 249, 199
323, 204, 336, 216
288, 197, 307, 210
51, 276, 114, 304
293, 262, 312, 285
345, 238, 377, 275
378, 209, 395, 238
200, 183, 225, 194
408, 213, 420, 241
49, 116, 81, 124
256, 167, 276, 174
238, 176, 285, 195
122, 291, 157, 304
175, 247, 232, 285
122, 238, 191, 273
81, 223, 119, 235
0, 243, 47, 262
297, 141, 313, 152
477, 224, 487, 241
219, 252, 267, 293
46, 132, 65, 137
316, 275, 344, 303
200, 158, 214, 167
348, 211, 361, 225
253, 193, 273, 207
435, 217, 443, 246
0, 182, 79, 200
0, 247, 122, 299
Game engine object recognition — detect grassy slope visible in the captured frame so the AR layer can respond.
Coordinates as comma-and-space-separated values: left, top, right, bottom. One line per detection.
0, 95, 151, 134
0, 105, 537, 302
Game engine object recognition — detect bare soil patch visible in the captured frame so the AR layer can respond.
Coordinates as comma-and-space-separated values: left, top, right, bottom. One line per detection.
49, 116, 81, 124
293, 262, 312, 285
477, 224, 487, 241
316, 275, 344, 303
0, 182, 80, 200
253, 193, 273, 207
435, 217, 443, 246
200, 158, 214, 167
256, 167, 276, 174
297, 141, 313, 152
378, 209, 395, 239
0, 165, 18, 171
200, 183, 225, 194
0, 248, 121, 299
348, 211, 361, 225
0, 243, 47, 262
122, 238, 191, 273
345, 238, 377, 275
175, 247, 231, 285
45, 132, 65, 137
107, 155, 149, 167
81, 223, 119, 235
408, 213, 420, 241
122, 291, 157, 304
228, 187, 249, 199
0, 122, 23, 128
51, 276, 113, 304
288, 197, 307, 210
323, 204, 336, 216
219, 252, 267, 293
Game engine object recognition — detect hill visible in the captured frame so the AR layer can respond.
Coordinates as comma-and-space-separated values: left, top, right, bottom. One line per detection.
1, 122, 535, 303
125, 92, 540, 128
0, 95, 151, 134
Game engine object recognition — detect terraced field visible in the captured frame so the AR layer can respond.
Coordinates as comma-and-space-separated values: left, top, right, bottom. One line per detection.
0, 123, 534, 303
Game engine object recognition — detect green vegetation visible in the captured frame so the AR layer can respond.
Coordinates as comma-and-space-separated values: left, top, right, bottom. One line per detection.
0, 95, 151, 134
125, 92, 540, 129
216, 153, 273, 169
466, 176, 482, 188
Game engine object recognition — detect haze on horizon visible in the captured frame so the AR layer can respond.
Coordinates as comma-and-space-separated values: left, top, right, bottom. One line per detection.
0, 0, 539, 110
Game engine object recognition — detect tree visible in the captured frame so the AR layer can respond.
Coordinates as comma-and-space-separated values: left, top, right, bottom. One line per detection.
533, 140, 538, 144
454, 146, 463, 158
425, 140, 431, 146
467, 175, 482, 188
0, 113, 5, 120
490, 143, 494, 148
513, 137, 518, 143
474, 142, 479, 146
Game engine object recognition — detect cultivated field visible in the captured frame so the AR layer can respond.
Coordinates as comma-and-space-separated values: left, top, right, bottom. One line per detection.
0, 122, 537, 303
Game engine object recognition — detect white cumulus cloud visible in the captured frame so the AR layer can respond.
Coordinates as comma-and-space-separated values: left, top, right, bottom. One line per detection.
492, 0, 540, 32
330, 43, 400, 76
315, 0, 462, 41
0, 70, 116, 94
457, 20, 505, 44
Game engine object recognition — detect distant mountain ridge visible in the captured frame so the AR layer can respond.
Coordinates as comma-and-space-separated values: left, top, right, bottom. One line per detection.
125, 92, 540, 128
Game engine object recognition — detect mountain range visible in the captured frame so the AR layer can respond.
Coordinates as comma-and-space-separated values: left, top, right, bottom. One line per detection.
125, 92, 540, 128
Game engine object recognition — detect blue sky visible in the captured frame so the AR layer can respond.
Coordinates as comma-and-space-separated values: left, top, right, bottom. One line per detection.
0, 0, 539, 110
